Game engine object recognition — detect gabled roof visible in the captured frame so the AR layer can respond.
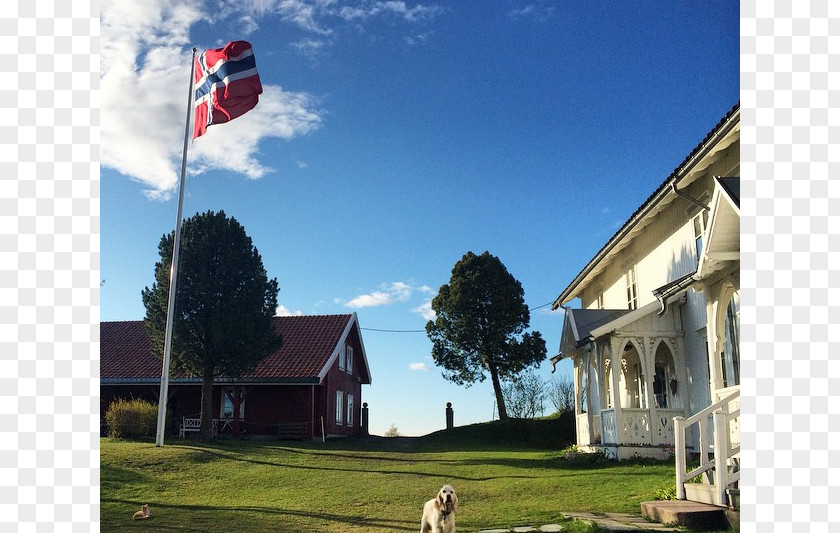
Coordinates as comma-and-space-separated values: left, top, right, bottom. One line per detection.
100, 314, 372, 385
552, 103, 740, 308
561, 308, 632, 351
697, 176, 740, 279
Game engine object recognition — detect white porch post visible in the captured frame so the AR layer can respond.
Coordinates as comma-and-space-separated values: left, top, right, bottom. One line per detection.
573, 356, 584, 445
713, 409, 728, 506
584, 347, 595, 444
674, 334, 689, 415
609, 337, 623, 444
706, 291, 723, 397
642, 335, 655, 445
674, 415, 686, 499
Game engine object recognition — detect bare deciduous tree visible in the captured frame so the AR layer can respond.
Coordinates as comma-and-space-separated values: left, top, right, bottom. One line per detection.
383, 424, 401, 437
501, 370, 546, 419
547, 374, 575, 414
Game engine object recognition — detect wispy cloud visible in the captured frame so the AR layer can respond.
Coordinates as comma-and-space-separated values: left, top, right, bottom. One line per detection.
338, 1, 444, 23
234, 0, 443, 34
409, 362, 430, 371
101, 0, 322, 198
508, 2, 557, 22
412, 299, 436, 321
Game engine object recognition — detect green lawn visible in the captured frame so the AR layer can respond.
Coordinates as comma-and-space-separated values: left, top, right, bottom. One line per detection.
101, 418, 677, 532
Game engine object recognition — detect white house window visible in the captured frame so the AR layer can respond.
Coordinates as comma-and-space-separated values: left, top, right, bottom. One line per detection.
620, 344, 646, 409
347, 394, 354, 427
338, 345, 346, 371
336, 390, 344, 425
721, 292, 740, 388
221, 390, 245, 420
346, 345, 354, 374
653, 343, 678, 409
693, 211, 709, 263
632, 362, 647, 409
625, 266, 638, 310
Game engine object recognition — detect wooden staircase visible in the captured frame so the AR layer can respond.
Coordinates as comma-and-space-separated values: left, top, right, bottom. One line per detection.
673, 389, 740, 508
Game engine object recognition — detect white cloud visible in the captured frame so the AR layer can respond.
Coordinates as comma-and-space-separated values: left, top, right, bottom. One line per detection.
102, 0, 445, 196
344, 282, 432, 309
409, 362, 430, 371
412, 300, 436, 321
275, 305, 303, 316
345, 291, 394, 308
101, 0, 322, 198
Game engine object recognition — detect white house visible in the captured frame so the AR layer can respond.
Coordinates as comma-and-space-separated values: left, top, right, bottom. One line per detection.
551, 103, 740, 507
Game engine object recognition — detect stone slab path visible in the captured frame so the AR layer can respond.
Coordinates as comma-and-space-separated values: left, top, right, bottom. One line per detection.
478, 511, 683, 532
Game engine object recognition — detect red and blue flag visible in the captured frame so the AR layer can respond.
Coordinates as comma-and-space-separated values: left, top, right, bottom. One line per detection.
193, 41, 263, 139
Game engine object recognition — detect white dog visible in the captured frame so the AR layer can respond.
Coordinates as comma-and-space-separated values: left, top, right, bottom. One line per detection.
420, 484, 459, 533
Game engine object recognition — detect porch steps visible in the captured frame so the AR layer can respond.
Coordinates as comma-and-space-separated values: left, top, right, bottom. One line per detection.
640, 500, 734, 531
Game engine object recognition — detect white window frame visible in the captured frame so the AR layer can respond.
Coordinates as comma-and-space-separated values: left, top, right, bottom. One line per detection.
625, 265, 638, 310
693, 210, 709, 264
345, 345, 354, 374
346, 394, 354, 427
338, 345, 345, 371
335, 390, 344, 425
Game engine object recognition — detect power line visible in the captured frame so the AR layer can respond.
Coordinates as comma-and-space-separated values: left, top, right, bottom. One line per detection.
529, 301, 555, 311
360, 300, 558, 333
360, 327, 425, 333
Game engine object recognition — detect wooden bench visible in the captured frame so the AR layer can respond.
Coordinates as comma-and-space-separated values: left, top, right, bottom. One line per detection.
276, 422, 310, 440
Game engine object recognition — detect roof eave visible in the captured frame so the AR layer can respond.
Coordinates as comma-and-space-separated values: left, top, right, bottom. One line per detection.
551, 103, 741, 309
101, 377, 322, 385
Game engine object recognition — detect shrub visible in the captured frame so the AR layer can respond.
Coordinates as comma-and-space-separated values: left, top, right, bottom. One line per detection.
105, 398, 158, 439
655, 484, 677, 500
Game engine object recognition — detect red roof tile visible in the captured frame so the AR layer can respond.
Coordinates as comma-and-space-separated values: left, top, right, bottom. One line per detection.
100, 314, 370, 384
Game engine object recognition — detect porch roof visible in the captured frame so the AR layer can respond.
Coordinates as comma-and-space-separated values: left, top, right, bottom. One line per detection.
559, 308, 632, 355
558, 285, 691, 361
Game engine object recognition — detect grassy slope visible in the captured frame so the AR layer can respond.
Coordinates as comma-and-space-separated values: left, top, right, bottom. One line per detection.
101, 416, 675, 532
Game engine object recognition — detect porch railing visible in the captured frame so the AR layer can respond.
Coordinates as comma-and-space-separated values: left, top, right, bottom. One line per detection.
600, 408, 683, 446
674, 389, 740, 506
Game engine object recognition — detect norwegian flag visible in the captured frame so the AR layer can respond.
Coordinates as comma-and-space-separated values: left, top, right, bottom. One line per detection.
193, 41, 263, 139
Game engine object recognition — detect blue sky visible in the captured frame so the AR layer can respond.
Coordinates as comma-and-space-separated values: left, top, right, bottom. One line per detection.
101, 0, 739, 437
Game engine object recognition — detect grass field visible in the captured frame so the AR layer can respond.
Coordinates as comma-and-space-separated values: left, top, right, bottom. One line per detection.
101, 417, 677, 532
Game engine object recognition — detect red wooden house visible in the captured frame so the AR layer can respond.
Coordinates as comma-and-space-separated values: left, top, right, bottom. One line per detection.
100, 313, 372, 440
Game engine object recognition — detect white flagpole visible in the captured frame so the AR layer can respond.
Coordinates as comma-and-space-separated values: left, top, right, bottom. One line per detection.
156, 47, 198, 447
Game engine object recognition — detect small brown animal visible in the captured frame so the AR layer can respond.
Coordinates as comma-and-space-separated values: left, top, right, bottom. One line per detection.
132, 503, 150, 520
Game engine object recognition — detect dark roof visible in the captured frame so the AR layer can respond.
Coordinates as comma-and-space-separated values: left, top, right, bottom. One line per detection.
100, 314, 371, 385
566, 308, 632, 348
553, 102, 740, 308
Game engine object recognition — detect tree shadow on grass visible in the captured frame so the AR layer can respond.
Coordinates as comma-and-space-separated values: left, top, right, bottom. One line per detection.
102, 498, 418, 532
168, 444, 539, 482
